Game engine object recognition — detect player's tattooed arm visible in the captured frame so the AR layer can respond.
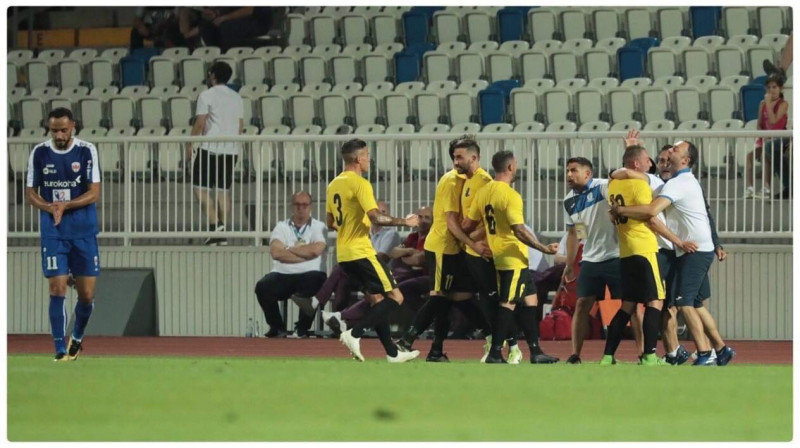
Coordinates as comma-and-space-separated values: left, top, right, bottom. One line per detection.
613, 196, 670, 221
609, 167, 648, 181
452, 213, 491, 258
646, 216, 698, 253
511, 224, 559, 254
367, 208, 419, 227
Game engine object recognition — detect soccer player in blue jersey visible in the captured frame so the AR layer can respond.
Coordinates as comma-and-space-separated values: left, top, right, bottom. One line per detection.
26, 108, 101, 361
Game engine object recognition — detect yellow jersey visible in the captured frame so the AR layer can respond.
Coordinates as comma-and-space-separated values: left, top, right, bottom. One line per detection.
466, 181, 528, 270
461, 167, 493, 257
326, 171, 378, 262
607, 179, 658, 258
424, 169, 466, 255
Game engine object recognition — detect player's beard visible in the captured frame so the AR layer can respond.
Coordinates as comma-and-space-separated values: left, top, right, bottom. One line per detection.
509, 172, 518, 184
54, 135, 71, 149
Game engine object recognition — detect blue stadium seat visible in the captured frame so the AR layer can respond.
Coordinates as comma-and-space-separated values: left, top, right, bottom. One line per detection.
490, 79, 521, 98
628, 37, 660, 53
690, 7, 722, 38
120, 57, 146, 87
395, 50, 422, 83
479, 87, 505, 126
617, 47, 646, 81
410, 6, 446, 20
402, 11, 431, 45
407, 42, 436, 58
751, 75, 767, 86
497, 8, 526, 42
740, 84, 765, 122
130, 47, 161, 63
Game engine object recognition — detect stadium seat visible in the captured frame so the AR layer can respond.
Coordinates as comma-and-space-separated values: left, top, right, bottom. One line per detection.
560, 9, 588, 41
120, 85, 150, 100
756, 7, 790, 36
652, 76, 685, 93
149, 57, 177, 87
130, 127, 165, 176
451, 122, 481, 134
99, 128, 135, 179
676, 119, 710, 132
56, 59, 83, 88
157, 126, 191, 180
596, 37, 627, 60
350, 94, 381, 127
592, 9, 622, 41
513, 121, 545, 132
77, 97, 105, 128
722, 7, 753, 38
433, 11, 462, 44
656, 7, 688, 39
18, 97, 45, 129
574, 87, 607, 124
120, 57, 147, 87
414, 92, 444, 127
341, 15, 369, 46
574, 121, 609, 164
311, 44, 342, 58
599, 121, 642, 173
520, 51, 550, 83
719, 75, 750, 93
363, 82, 394, 97
551, 51, 579, 83
587, 77, 620, 93
699, 119, 743, 174
26, 60, 51, 91
456, 51, 485, 82
618, 47, 646, 81
746, 46, 777, 78
59, 86, 89, 102
425, 80, 457, 95
620, 77, 653, 93
191, 46, 221, 63
497, 8, 526, 42
510, 88, 542, 125
562, 38, 594, 59
625, 8, 655, 40
160, 47, 190, 60
693, 35, 726, 53
271, 56, 300, 85
241, 57, 269, 86
532, 39, 562, 56
468, 41, 499, 56
486, 52, 515, 83
179, 57, 206, 87
528, 8, 560, 42
523, 78, 555, 94
466, 12, 495, 44
708, 86, 739, 122
648, 48, 679, 79
165, 95, 194, 128
499, 40, 530, 57
673, 86, 705, 123
661, 36, 692, 54
331, 82, 362, 94
686, 75, 718, 93
423, 51, 453, 83
329, 55, 358, 85
100, 48, 128, 65
740, 84, 765, 122
178, 85, 206, 101
715, 46, 747, 79
556, 78, 587, 94
538, 121, 576, 176
608, 88, 640, 123
300, 55, 330, 85
372, 14, 402, 46
256, 94, 287, 128
584, 50, 614, 80
395, 49, 423, 84
628, 37, 661, 54
727, 34, 759, 49
363, 54, 393, 84
478, 88, 505, 126
283, 45, 312, 57
37, 49, 65, 63
640, 87, 674, 123
138, 96, 166, 128
682, 47, 713, 78
402, 10, 430, 46
288, 94, 319, 127
759, 34, 790, 53
109, 96, 136, 129
87, 58, 114, 89
285, 14, 306, 47
541, 87, 573, 124
690, 7, 722, 38
284, 125, 321, 180
383, 93, 412, 127
8, 49, 34, 66
30, 86, 60, 101
342, 44, 373, 58
395, 81, 426, 94
8, 87, 27, 104
8, 61, 20, 90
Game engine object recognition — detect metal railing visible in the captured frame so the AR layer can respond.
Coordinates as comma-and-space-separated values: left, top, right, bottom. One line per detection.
7, 130, 793, 243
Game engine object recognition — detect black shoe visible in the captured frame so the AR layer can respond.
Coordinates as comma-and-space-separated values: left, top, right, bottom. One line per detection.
264, 329, 289, 338
396, 339, 414, 352
566, 354, 582, 364
67, 337, 83, 360
203, 224, 227, 246
54, 352, 69, 362
425, 351, 450, 362
484, 354, 507, 364
774, 188, 791, 200
531, 352, 559, 364
290, 295, 316, 317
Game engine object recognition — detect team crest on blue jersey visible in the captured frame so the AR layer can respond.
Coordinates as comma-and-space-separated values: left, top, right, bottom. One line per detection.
587, 192, 593, 201
72, 162, 81, 173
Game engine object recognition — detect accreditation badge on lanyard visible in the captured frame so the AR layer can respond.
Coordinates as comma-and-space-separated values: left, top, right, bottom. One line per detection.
291, 219, 310, 246
574, 223, 588, 240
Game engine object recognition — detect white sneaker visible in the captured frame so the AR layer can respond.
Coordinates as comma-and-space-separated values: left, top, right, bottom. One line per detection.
387, 349, 420, 363
745, 186, 755, 198
322, 310, 348, 332
691, 348, 716, 361
339, 329, 364, 361
507, 344, 523, 364
480, 335, 491, 363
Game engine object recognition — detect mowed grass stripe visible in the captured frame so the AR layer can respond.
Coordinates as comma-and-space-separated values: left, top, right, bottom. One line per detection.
7, 356, 792, 441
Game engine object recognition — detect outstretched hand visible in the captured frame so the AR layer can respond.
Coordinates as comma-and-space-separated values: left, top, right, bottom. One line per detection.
623, 128, 643, 148
404, 213, 420, 228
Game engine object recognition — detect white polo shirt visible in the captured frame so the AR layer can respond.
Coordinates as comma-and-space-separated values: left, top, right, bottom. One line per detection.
270, 218, 327, 274
525, 225, 549, 272
646, 173, 673, 251
657, 168, 715, 256
196, 84, 243, 155
563, 178, 619, 263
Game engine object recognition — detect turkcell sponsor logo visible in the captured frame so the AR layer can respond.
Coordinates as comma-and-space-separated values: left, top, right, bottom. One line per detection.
44, 175, 81, 188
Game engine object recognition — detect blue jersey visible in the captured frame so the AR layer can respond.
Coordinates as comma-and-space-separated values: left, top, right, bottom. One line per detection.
26, 138, 101, 240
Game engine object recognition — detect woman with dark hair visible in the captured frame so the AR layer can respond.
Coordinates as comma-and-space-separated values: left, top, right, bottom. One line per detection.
745, 72, 790, 199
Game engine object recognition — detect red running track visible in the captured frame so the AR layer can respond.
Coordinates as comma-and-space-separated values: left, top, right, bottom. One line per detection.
7, 334, 792, 364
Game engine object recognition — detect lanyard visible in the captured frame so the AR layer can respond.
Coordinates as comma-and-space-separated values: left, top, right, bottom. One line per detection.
289, 219, 310, 241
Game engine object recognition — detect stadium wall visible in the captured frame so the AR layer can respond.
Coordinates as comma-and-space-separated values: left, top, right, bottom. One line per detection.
7, 244, 792, 340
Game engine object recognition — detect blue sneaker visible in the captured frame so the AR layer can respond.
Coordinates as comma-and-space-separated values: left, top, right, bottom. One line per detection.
692, 352, 716, 366
716, 346, 736, 366
665, 345, 691, 365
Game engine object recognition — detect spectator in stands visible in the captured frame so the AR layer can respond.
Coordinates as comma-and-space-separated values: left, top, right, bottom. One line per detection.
322, 206, 432, 334
199, 7, 275, 52
185, 61, 242, 246
176, 7, 204, 50
255, 191, 327, 338
130, 7, 185, 51
745, 73, 790, 199
291, 201, 401, 319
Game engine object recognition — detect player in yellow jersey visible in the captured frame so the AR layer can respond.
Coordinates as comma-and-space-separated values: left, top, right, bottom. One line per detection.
462, 151, 560, 364
603, 145, 668, 366
396, 137, 493, 361
326, 139, 420, 363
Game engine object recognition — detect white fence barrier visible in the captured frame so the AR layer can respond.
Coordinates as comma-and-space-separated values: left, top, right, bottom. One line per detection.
7, 130, 793, 242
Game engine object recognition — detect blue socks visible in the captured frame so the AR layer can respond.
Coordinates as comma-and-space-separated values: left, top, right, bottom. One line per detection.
49, 295, 67, 354
73, 300, 94, 342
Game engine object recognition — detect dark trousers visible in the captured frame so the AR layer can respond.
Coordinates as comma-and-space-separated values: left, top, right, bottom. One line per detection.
130, 20, 186, 51
314, 264, 356, 312
255, 271, 327, 333
199, 16, 273, 51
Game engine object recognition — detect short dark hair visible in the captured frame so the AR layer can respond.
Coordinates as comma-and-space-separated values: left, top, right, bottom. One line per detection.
685, 141, 699, 168
622, 145, 647, 167
448, 134, 473, 160
48, 107, 74, 122
209, 61, 233, 84
452, 137, 480, 156
648, 158, 657, 174
566, 157, 592, 170
491, 150, 515, 173
341, 139, 367, 163
660, 144, 672, 153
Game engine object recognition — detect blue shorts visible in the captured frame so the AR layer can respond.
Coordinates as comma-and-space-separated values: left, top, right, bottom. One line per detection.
41, 237, 101, 278
671, 251, 713, 308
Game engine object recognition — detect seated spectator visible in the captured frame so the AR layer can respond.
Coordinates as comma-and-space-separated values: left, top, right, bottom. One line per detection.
130, 7, 186, 51
293, 201, 400, 320
322, 206, 433, 334
255, 191, 327, 338
199, 7, 275, 52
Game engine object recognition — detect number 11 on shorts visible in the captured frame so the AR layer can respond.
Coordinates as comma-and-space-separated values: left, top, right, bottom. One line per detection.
46, 256, 58, 271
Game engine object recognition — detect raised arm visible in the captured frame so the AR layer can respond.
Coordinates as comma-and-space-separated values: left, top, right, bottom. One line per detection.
609, 168, 648, 181
366, 208, 418, 227
614, 196, 672, 221
511, 224, 559, 254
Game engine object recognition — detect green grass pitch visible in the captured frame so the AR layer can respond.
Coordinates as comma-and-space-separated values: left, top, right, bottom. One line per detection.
7, 355, 792, 441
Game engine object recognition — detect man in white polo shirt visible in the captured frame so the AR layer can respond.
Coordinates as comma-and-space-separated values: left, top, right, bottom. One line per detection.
612, 140, 735, 366
561, 157, 624, 365
255, 191, 328, 338
185, 61, 243, 246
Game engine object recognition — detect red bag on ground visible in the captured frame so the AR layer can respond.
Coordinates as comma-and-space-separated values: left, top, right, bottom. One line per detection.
539, 307, 573, 340
539, 312, 556, 340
